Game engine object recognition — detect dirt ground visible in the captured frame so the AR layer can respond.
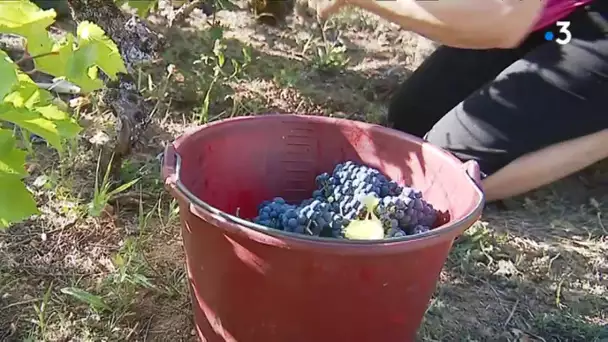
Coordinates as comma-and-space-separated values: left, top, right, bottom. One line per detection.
1, 3, 607, 342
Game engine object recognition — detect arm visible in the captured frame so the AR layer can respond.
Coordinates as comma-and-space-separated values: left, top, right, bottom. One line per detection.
344, 0, 547, 49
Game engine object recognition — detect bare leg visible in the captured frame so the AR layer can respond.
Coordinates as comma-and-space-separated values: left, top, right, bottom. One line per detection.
482, 129, 608, 202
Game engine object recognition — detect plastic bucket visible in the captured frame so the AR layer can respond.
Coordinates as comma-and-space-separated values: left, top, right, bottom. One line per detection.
162, 114, 484, 342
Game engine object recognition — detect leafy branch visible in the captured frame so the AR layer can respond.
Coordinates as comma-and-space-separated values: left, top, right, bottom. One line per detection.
0, 0, 127, 229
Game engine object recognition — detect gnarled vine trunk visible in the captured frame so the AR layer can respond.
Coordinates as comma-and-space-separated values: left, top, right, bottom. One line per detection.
66, 0, 165, 176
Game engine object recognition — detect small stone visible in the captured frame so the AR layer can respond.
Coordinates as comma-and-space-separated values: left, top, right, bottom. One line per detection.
494, 260, 518, 277
89, 131, 111, 146
33, 175, 49, 188
69, 96, 90, 108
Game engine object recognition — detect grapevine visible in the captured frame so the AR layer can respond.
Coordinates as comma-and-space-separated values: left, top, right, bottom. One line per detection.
252, 161, 438, 240
0, 0, 126, 229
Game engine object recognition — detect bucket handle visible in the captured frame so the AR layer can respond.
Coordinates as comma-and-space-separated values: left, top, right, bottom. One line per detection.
463, 160, 483, 191
162, 143, 486, 244
463, 159, 485, 212
162, 143, 244, 225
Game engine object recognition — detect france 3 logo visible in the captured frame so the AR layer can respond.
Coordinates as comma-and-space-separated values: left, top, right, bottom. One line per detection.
543, 21, 572, 45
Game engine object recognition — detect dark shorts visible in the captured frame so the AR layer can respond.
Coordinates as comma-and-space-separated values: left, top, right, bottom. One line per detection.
387, 0, 608, 176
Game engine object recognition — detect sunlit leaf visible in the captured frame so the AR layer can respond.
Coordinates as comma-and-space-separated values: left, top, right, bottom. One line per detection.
0, 129, 27, 176
76, 21, 127, 79
36, 105, 82, 140
0, 103, 63, 150
0, 173, 38, 229
0, 0, 56, 57
3, 73, 53, 109
0, 50, 18, 100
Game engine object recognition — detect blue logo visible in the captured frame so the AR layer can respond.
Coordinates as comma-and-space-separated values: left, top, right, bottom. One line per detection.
544, 31, 554, 41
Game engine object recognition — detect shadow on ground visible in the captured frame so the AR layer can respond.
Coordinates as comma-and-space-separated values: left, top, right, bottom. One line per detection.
157, 12, 413, 126
419, 182, 608, 341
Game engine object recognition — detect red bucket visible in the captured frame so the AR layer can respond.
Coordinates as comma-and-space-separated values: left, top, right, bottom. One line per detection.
162, 114, 484, 342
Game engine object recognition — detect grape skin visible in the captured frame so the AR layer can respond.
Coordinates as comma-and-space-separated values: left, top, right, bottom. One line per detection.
252, 161, 438, 239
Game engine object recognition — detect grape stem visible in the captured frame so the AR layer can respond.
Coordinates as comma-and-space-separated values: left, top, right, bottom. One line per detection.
305, 220, 314, 235
16, 51, 59, 66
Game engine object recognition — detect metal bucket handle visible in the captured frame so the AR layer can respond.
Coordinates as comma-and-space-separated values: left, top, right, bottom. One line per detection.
162, 143, 485, 245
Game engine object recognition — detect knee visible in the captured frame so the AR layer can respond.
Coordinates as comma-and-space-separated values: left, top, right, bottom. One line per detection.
425, 121, 508, 176
386, 84, 432, 137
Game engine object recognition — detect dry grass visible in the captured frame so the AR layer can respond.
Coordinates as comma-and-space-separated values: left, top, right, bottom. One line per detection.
1, 3, 606, 341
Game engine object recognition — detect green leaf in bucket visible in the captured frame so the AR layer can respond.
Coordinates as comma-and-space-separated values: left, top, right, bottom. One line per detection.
344, 194, 384, 240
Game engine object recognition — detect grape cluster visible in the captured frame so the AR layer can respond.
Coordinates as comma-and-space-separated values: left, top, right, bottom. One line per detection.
253, 198, 346, 238
284, 199, 346, 238
252, 161, 438, 239
253, 197, 296, 230
316, 161, 403, 202
374, 187, 437, 238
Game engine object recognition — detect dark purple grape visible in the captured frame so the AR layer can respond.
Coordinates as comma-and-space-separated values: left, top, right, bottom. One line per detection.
387, 228, 407, 237
253, 161, 436, 239
375, 190, 437, 236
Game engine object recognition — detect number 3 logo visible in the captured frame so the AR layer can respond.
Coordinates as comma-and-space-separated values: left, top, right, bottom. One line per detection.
555, 21, 572, 45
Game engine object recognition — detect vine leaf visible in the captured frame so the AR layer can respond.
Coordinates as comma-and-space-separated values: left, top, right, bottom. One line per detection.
0, 103, 63, 151
4, 73, 82, 142
0, 129, 27, 177
0, 2, 127, 94
34, 36, 73, 82
37, 22, 128, 93
0, 0, 56, 57
4, 73, 54, 108
0, 50, 19, 100
0, 174, 39, 228
0, 129, 38, 228
71, 21, 127, 87
36, 104, 82, 140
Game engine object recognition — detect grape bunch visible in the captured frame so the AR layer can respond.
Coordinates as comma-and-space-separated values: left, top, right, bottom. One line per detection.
253, 197, 296, 230
284, 199, 347, 238
251, 161, 438, 239
314, 161, 403, 201
254, 197, 347, 238
374, 187, 438, 238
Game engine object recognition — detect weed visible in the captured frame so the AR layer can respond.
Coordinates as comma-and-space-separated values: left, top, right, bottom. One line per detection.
88, 152, 140, 217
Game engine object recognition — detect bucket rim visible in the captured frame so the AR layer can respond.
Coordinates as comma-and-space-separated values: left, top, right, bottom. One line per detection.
163, 114, 486, 247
